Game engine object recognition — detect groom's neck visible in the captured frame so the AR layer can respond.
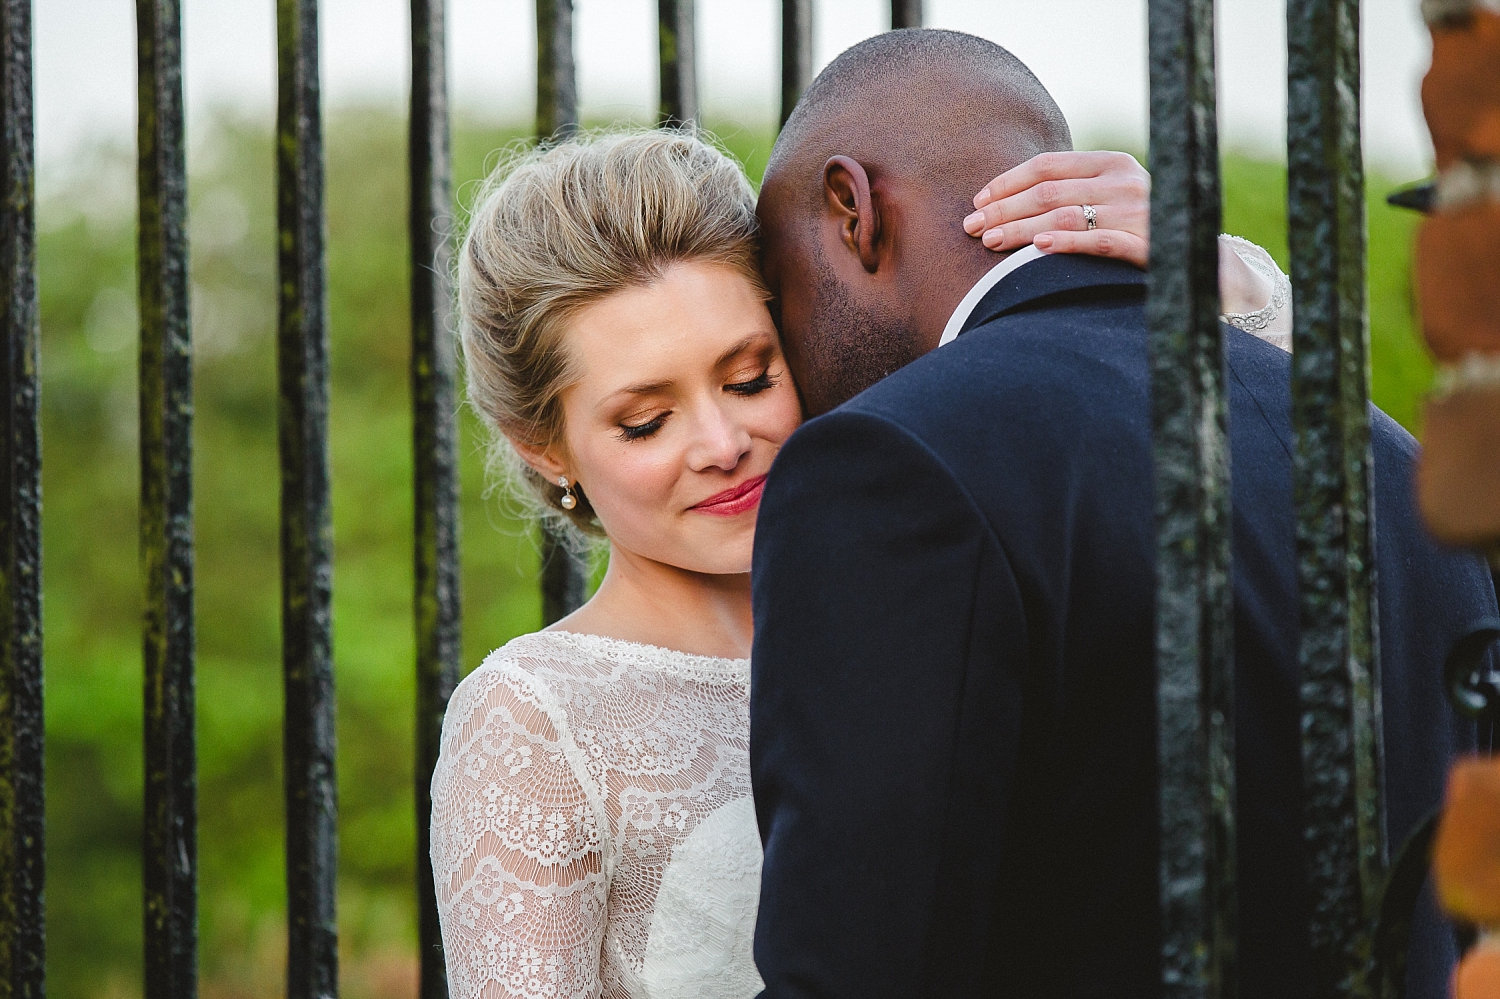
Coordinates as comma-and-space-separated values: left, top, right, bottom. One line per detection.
903, 215, 1015, 358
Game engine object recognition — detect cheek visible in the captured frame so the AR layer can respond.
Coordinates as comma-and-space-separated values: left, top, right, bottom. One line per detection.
759, 382, 804, 444
575, 440, 682, 534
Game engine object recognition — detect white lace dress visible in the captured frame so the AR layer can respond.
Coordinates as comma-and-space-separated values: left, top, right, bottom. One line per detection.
429, 630, 763, 999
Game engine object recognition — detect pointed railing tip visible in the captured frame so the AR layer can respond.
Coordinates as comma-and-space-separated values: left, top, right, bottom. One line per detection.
1387, 181, 1437, 213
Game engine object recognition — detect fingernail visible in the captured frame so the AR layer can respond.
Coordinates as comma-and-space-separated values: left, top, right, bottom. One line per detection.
1034, 233, 1055, 250
982, 227, 1004, 249
963, 211, 985, 234
973, 186, 993, 207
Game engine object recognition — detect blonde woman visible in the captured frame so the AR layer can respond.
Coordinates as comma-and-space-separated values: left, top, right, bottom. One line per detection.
426, 129, 1288, 999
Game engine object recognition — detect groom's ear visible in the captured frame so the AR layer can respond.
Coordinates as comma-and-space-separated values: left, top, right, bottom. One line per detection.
823, 155, 881, 274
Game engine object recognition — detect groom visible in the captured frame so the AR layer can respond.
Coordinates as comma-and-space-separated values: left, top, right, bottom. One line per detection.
749, 28, 1497, 999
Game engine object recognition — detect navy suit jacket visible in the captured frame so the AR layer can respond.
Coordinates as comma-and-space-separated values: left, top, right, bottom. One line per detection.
749, 254, 1497, 999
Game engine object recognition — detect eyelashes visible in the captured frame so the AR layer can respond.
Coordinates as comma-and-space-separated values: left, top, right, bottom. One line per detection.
614, 369, 781, 442
617, 415, 666, 441
725, 371, 778, 396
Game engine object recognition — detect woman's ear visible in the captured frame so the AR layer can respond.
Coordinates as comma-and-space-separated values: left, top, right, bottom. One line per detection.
508, 435, 569, 485
824, 155, 881, 274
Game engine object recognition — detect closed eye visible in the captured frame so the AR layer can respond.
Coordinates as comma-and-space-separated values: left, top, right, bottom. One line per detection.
725, 370, 778, 396
617, 412, 668, 441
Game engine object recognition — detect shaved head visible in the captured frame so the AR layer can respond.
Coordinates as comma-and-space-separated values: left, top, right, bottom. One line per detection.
768, 29, 1070, 203
758, 29, 1072, 415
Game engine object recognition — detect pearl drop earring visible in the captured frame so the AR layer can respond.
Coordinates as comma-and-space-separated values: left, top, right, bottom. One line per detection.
558, 475, 578, 510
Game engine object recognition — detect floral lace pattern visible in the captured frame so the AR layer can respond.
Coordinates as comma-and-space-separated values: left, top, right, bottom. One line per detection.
431, 631, 763, 999
1221, 234, 1294, 352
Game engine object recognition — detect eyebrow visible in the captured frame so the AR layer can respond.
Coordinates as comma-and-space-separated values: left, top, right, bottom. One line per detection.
713, 333, 774, 369
617, 379, 672, 397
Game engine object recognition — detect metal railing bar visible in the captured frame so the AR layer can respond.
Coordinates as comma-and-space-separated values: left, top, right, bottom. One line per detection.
276, 0, 339, 995
780, 0, 811, 128
536, 0, 578, 140
0, 0, 44, 991
540, 545, 588, 627
409, 0, 459, 994
1146, 0, 1237, 995
890, 0, 923, 29
136, 0, 198, 993
534, 0, 587, 626
658, 0, 697, 126
1286, 0, 1384, 994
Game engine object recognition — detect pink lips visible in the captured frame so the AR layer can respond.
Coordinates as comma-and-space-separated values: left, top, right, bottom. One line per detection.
690, 474, 767, 517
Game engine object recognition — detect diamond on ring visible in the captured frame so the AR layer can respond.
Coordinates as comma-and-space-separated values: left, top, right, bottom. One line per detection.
1081, 204, 1098, 231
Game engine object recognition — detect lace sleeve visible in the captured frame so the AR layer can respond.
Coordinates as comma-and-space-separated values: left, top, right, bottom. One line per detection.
430, 659, 610, 999
1220, 234, 1293, 351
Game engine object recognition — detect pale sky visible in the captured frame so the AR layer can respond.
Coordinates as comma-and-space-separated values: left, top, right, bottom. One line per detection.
37, 0, 1435, 177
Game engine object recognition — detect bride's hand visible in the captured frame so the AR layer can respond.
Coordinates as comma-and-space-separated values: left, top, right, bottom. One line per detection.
964, 150, 1275, 315
965, 151, 1151, 266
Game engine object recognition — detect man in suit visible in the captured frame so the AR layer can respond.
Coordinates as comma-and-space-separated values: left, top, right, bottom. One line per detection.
749, 28, 1497, 998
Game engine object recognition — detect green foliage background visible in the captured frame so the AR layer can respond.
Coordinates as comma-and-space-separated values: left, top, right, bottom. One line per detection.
37, 113, 1429, 997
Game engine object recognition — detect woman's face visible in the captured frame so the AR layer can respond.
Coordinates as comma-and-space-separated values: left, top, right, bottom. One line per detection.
548, 260, 803, 576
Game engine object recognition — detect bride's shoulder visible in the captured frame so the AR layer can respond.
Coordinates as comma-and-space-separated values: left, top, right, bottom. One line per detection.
440, 631, 608, 745
447, 630, 749, 726
453, 630, 612, 700
478, 630, 747, 681
448, 630, 644, 708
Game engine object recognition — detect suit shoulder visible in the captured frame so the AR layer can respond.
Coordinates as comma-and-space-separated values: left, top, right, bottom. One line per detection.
830, 311, 1153, 472
762, 405, 1001, 552
1370, 405, 1418, 462
769, 405, 965, 496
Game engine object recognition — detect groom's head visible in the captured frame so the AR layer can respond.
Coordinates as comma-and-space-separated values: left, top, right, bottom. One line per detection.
758, 29, 1071, 416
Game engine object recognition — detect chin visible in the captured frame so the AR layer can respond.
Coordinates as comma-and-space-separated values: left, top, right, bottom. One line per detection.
607, 519, 755, 577
667, 527, 756, 576
677, 549, 754, 577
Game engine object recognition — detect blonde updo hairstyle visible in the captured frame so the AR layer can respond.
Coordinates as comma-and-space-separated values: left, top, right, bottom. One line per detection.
459, 128, 764, 541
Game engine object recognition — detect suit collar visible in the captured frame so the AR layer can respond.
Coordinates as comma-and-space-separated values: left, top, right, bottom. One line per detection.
953, 252, 1147, 340
937, 245, 1047, 347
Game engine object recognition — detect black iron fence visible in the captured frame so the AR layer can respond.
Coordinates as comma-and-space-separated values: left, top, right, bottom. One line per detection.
1147, 0, 1391, 992
0, 0, 44, 994
0, 0, 1475, 996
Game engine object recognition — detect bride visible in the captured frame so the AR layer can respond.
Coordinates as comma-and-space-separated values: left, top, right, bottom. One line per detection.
427, 128, 1290, 999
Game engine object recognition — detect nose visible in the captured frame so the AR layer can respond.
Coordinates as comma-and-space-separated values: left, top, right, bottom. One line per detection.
685, 400, 752, 474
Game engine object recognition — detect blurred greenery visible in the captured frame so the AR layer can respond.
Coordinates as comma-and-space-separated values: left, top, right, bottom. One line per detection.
37, 111, 1431, 997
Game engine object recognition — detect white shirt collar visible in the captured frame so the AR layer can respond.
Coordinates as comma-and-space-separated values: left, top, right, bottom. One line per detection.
936, 244, 1046, 348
